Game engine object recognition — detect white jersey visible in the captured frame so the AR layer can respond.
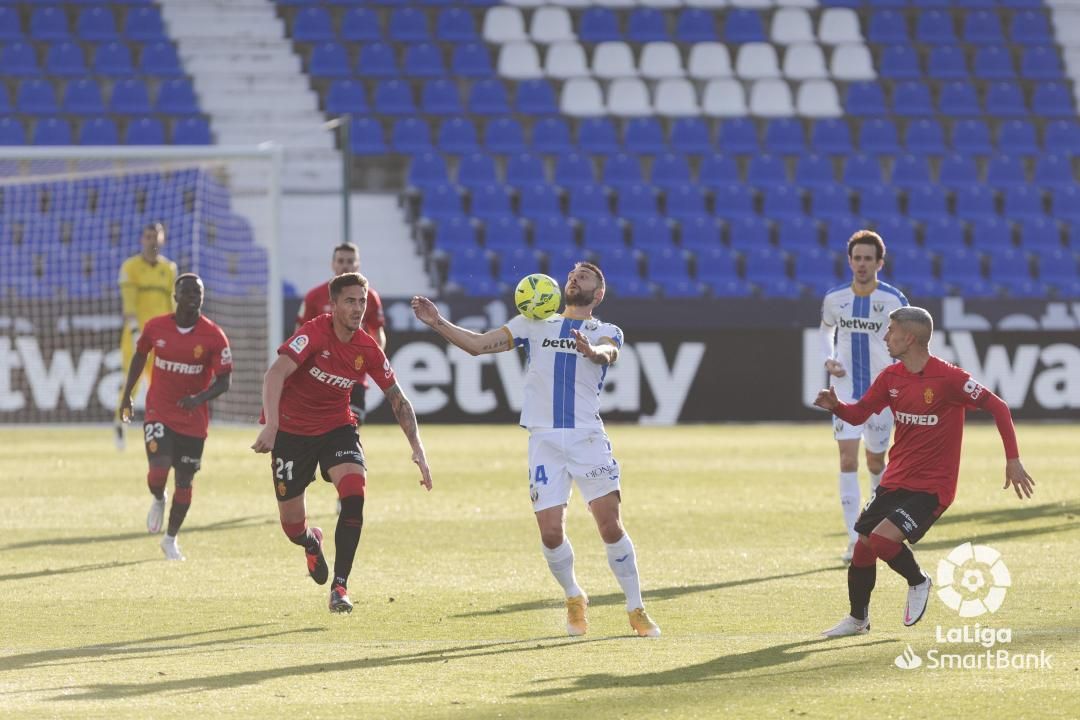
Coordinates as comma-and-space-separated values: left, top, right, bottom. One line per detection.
503, 313, 624, 431
820, 280, 908, 402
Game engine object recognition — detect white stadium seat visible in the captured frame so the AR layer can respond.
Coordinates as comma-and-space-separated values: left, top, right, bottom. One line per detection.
607, 78, 653, 116
688, 43, 733, 79
544, 41, 590, 79
1066, 48, 1080, 77
702, 78, 748, 117
596, 0, 638, 7
504, 0, 545, 7
750, 79, 794, 116
639, 42, 685, 79
560, 78, 606, 116
545, 0, 591, 6
796, 79, 842, 117
730, 0, 774, 8
771, 8, 814, 44
592, 42, 638, 80
498, 42, 543, 80
736, 43, 781, 80
782, 43, 827, 80
1055, 12, 1080, 45
483, 7, 527, 44
684, 0, 729, 6
655, 79, 701, 116
818, 8, 863, 44
530, 7, 575, 44
637, 0, 684, 7
774, 0, 816, 7
830, 44, 876, 81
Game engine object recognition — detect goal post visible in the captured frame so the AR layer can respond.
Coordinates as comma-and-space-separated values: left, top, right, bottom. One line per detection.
0, 144, 283, 425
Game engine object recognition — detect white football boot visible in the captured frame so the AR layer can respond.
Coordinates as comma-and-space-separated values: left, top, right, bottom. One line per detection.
904, 571, 932, 626
822, 615, 871, 637
146, 490, 167, 534
160, 534, 186, 561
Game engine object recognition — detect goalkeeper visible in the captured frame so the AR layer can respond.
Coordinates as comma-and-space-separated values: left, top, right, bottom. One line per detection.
115, 222, 176, 449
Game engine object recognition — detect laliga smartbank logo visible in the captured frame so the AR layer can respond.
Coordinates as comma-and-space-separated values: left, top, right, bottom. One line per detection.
893, 543, 1052, 672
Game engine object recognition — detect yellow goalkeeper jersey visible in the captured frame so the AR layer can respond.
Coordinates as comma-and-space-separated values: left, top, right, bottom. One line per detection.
118, 254, 177, 327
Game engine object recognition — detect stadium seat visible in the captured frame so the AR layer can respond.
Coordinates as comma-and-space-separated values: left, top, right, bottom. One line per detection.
922, 217, 967, 253
579, 8, 621, 43
988, 155, 1029, 187
391, 117, 432, 154
940, 154, 981, 188
156, 79, 199, 115
561, 78, 606, 117
846, 82, 887, 116
532, 215, 577, 255
916, 10, 956, 44
125, 117, 165, 145
173, 117, 211, 145
624, 118, 666, 154
717, 118, 759, 153
969, 217, 1014, 251
1018, 217, 1063, 252
498, 42, 541, 80
860, 119, 900, 155
665, 184, 708, 222
676, 9, 719, 44
795, 154, 835, 188
349, 117, 387, 155
632, 216, 676, 250
45, 42, 87, 77
811, 119, 853, 155
293, 7, 335, 42
1011, 10, 1052, 45
1032, 82, 1076, 118
578, 118, 620, 154
457, 153, 498, 190
1045, 121, 1080, 155
679, 215, 722, 254
939, 83, 980, 118
470, 183, 514, 223
357, 43, 398, 78
533, 118, 573, 155
973, 46, 1016, 80
310, 43, 351, 79
124, 7, 166, 42
669, 119, 712, 155
420, 184, 465, 223
702, 79, 748, 117
436, 117, 478, 154
617, 184, 661, 221
764, 119, 805, 155
582, 216, 626, 253
1021, 46, 1064, 80
651, 154, 692, 191
518, 183, 562, 222
17, 79, 59, 114
33, 118, 73, 145
94, 41, 134, 77
375, 80, 416, 115
79, 117, 119, 145
342, 8, 383, 42
747, 154, 787, 187
879, 45, 921, 80
986, 82, 1028, 118
408, 153, 450, 190
553, 152, 594, 189
484, 117, 525, 153
628, 8, 669, 43
1, 42, 41, 76
860, 185, 900, 220
779, 216, 824, 250
568, 183, 611, 219
389, 8, 431, 43
403, 43, 446, 78
999, 119, 1040, 155
603, 154, 646, 190
893, 82, 934, 117
0, 7, 22, 42
714, 184, 757, 220
842, 154, 883, 189
326, 79, 368, 115
30, 6, 70, 41
63, 79, 105, 115
907, 185, 949, 221
436, 8, 477, 43
729, 216, 772, 251
955, 186, 997, 221
905, 120, 947, 155
1004, 186, 1046, 219
483, 7, 526, 44
726, 9, 767, 43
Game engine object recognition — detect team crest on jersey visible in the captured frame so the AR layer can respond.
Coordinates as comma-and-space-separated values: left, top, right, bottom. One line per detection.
193, 344, 204, 359
924, 388, 935, 404
585, 320, 599, 331
873, 302, 885, 313
148, 440, 158, 453
354, 355, 365, 371
277, 481, 287, 497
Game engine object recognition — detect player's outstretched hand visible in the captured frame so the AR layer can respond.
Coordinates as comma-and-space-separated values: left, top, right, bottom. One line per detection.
1004, 458, 1034, 500
251, 425, 276, 454
119, 395, 134, 424
411, 296, 438, 327
413, 450, 432, 491
825, 359, 847, 378
570, 328, 596, 359
814, 386, 840, 412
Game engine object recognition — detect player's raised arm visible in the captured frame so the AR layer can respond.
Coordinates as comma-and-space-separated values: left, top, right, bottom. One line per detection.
383, 383, 433, 491
411, 296, 513, 356
570, 329, 618, 365
251, 354, 298, 453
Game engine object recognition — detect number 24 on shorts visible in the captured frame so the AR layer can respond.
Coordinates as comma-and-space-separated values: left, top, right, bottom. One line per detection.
531, 465, 549, 486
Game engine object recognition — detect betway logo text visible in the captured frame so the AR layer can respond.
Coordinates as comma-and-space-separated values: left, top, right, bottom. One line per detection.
541, 338, 578, 350
308, 366, 356, 389
837, 318, 884, 332
895, 412, 939, 426
154, 357, 205, 375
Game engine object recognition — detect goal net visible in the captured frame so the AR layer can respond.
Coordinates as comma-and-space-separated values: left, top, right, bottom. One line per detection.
0, 145, 282, 425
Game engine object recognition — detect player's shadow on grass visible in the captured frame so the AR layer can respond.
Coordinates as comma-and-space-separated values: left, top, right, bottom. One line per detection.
39, 636, 624, 702
0, 559, 154, 583
0, 516, 274, 552
936, 501, 1079, 527
452, 566, 835, 619
513, 637, 895, 699
0, 624, 323, 675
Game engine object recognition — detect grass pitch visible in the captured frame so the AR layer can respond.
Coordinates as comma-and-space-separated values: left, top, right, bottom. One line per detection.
0, 423, 1077, 719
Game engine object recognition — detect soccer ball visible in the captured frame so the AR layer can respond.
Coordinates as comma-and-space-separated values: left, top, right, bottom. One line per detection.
514, 273, 561, 320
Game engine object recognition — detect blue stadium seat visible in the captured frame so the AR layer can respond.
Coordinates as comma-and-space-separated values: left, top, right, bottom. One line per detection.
1018, 217, 1062, 252
600, 153, 639, 189
532, 216, 577, 255
484, 117, 524, 154
744, 246, 790, 290
824, 216, 865, 251
704, 275, 753, 299
554, 152, 595, 189
778, 216, 823, 250
632, 215, 675, 249
628, 8, 668, 43
374, 79, 416, 115
1021, 46, 1063, 80
907, 185, 949, 221
665, 184, 707, 222
579, 8, 621, 43
341, 7, 382, 42
33, 118, 73, 145
436, 8, 477, 43
582, 216, 626, 253
1051, 185, 1080, 224
94, 41, 134, 76
923, 217, 967, 253
0, 7, 23, 41
648, 246, 690, 283
809, 184, 852, 222
669, 118, 711, 155
680, 216, 722, 254
140, 42, 182, 77
30, 6, 70, 41
890, 247, 936, 287
17, 79, 59, 114
675, 9, 718, 43
1, 41, 40, 76
436, 117, 477, 154
1010, 10, 1052, 45
846, 82, 887, 116
879, 45, 921, 79
0, 86, 10, 115
469, 183, 513, 223
652, 153, 692, 190
124, 7, 166, 42
986, 82, 1028, 118
747, 154, 787, 187
293, 7, 335, 42
45, 41, 87, 77
172, 117, 211, 145
999, 119, 1039, 155
445, 247, 495, 293
868, 12, 909, 44
457, 152, 497, 189
327, 79, 369, 115
939, 247, 985, 288
1035, 248, 1079, 287
699, 154, 739, 188
78, 116, 118, 145
940, 153, 980, 188
64, 78, 106, 115
419, 79, 457, 114
407, 152, 449, 190
308, 42, 350, 78
955, 186, 997, 221
592, 248, 641, 286
519, 183, 561, 221
928, 46, 968, 80
615, 184, 660, 221
77, 7, 118, 41
495, 245, 539, 284
861, 119, 900, 155
1033, 82, 1075, 118
843, 154, 883, 189
506, 152, 545, 188
764, 119, 805, 155
875, 216, 917, 250
973, 46, 1016, 80
568, 183, 611, 219
625, 118, 666, 155
349, 117, 387, 155
795, 154, 835, 188
969, 217, 1014, 251
389, 8, 430, 42
905, 119, 947, 154
451, 42, 493, 77
916, 10, 956, 44
763, 185, 803, 220
891, 155, 930, 189
950, 120, 992, 156
403, 43, 446, 78
391, 117, 432, 153
811, 119, 853, 154
717, 118, 759, 154
725, 9, 766, 43
793, 247, 838, 285
467, 79, 509, 115
713, 184, 756, 220
987, 154, 1028, 187
125, 117, 164, 145
728, 216, 771, 251
516, 79, 557, 116
938, 82, 980, 118
156, 78, 198, 115
533, 118, 573, 155
420, 184, 464, 222
987, 248, 1031, 285
860, 185, 900, 220
893, 82, 934, 117
578, 118, 620, 155
1004, 186, 1045, 219
963, 10, 1004, 44
1045, 121, 1080, 155
357, 42, 397, 78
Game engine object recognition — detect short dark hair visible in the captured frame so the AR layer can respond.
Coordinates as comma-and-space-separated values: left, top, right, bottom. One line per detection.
332, 242, 359, 257
574, 261, 605, 289
143, 222, 165, 236
847, 230, 885, 261
329, 271, 369, 300
174, 272, 202, 288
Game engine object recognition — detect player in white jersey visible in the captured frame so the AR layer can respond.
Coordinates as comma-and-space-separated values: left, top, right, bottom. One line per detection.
820, 230, 908, 563
411, 262, 660, 638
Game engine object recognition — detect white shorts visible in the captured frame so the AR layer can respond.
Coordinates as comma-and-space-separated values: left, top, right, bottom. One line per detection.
832, 407, 894, 453
527, 428, 621, 512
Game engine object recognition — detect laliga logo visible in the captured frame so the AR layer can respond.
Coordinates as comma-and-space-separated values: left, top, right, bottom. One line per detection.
894, 644, 923, 670
936, 542, 1011, 618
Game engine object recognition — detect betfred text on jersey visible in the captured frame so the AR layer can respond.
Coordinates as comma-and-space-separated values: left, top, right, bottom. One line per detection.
307, 366, 357, 389
895, 412, 939, 426
837, 318, 884, 332
153, 357, 205, 375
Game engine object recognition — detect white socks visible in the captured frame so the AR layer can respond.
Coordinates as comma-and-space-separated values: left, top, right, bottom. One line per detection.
605, 533, 644, 611
839, 471, 860, 544
870, 467, 885, 491
541, 539, 583, 598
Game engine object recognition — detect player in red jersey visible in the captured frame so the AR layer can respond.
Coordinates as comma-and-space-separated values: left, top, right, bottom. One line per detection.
296, 243, 386, 424
252, 272, 431, 613
815, 306, 1034, 637
120, 274, 233, 561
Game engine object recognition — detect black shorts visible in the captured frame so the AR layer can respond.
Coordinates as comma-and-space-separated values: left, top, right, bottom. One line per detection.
271, 424, 365, 501
350, 384, 367, 424
143, 421, 204, 475
854, 487, 947, 543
